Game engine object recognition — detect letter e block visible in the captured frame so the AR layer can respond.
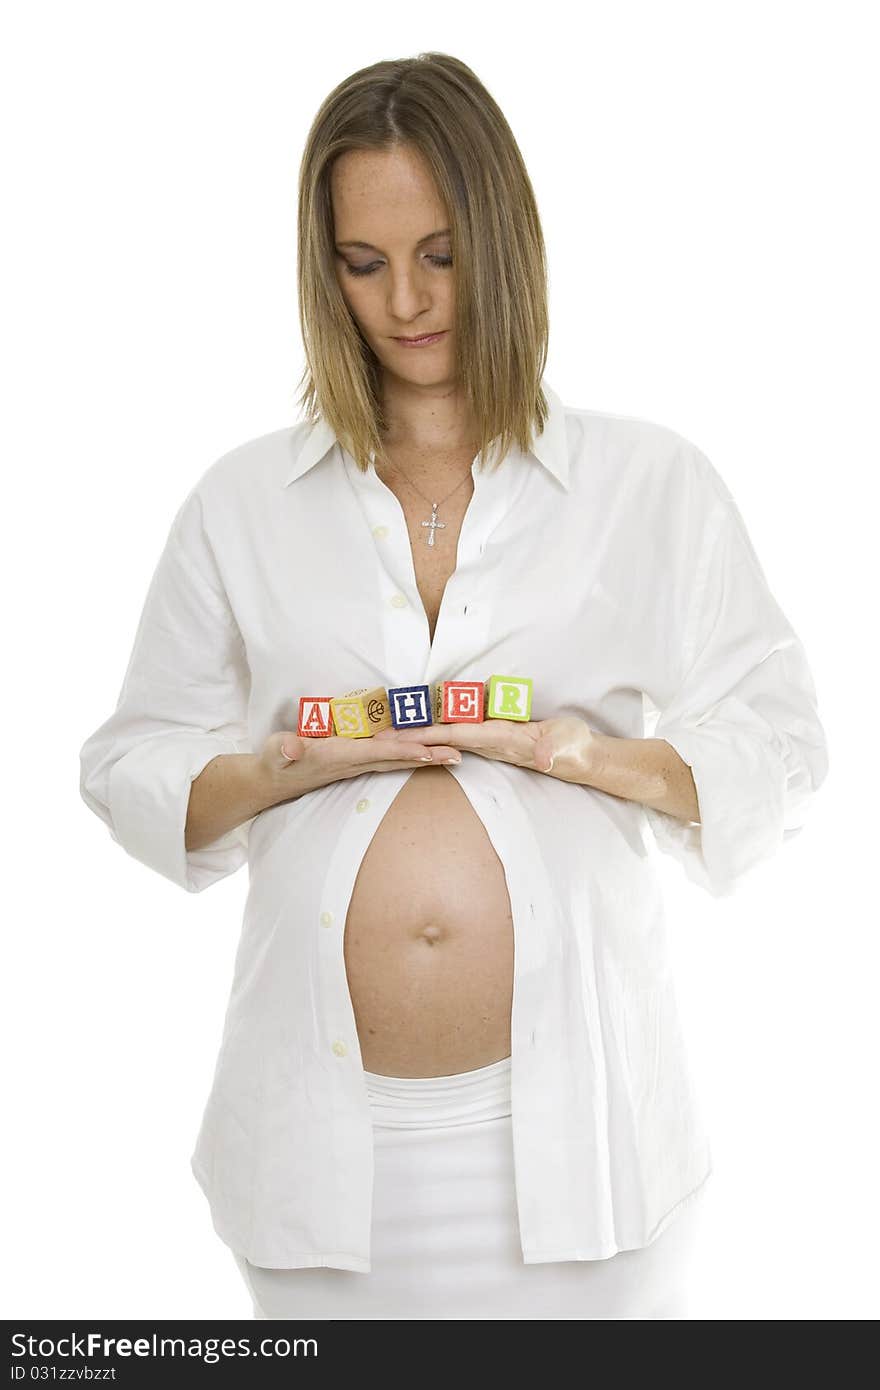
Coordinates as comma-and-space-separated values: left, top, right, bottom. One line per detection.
432, 680, 485, 724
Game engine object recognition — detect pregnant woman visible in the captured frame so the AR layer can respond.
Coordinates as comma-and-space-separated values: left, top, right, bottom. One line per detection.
78, 52, 829, 1320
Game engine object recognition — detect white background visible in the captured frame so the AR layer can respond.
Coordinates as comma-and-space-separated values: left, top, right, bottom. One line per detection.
3, 0, 875, 1320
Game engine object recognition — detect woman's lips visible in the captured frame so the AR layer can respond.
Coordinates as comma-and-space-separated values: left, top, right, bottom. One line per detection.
392, 331, 448, 347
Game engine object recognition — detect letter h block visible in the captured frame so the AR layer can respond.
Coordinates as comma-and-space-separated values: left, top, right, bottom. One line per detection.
388, 684, 433, 729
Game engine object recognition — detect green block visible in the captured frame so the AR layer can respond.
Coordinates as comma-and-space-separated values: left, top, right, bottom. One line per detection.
485, 674, 533, 721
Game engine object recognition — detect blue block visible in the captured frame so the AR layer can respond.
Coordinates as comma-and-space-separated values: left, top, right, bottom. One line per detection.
388, 684, 434, 728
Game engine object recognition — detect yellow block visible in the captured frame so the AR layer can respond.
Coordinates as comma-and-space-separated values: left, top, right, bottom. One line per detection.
330, 687, 393, 738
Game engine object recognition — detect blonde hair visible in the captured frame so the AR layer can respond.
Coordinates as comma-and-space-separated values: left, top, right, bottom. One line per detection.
294, 52, 550, 474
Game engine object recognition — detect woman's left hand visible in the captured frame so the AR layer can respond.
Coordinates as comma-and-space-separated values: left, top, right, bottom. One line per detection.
373, 714, 599, 783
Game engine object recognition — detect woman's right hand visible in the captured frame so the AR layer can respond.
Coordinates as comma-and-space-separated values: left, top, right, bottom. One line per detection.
257, 727, 463, 802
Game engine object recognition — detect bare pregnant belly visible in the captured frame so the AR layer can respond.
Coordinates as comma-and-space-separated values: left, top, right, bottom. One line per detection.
343, 765, 514, 1078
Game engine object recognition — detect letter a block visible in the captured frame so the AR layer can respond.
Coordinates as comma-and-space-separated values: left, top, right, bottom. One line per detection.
484, 674, 533, 721
388, 684, 433, 729
297, 697, 334, 738
432, 680, 485, 724
330, 687, 393, 739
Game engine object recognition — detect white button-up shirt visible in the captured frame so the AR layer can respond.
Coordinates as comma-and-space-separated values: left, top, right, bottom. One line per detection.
78, 380, 828, 1270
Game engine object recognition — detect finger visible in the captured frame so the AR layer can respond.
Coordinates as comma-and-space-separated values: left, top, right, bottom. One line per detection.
369, 750, 464, 772
373, 723, 475, 750
350, 733, 462, 762
386, 743, 463, 763
535, 745, 555, 773
372, 724, 446, 742
531, 730, 555, 773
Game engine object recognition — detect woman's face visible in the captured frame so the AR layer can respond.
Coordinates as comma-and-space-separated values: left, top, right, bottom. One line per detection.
330, 144, 457, 389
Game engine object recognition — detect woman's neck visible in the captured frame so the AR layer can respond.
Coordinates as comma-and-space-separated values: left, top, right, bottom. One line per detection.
379, 379, 478, 456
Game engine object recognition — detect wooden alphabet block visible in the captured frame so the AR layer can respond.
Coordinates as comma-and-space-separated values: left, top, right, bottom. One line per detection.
432, 680, 485, 724
297, 697, 334, 738
484, 674, 533, 721
330, 687, 393, 738
388, 684, 433, 729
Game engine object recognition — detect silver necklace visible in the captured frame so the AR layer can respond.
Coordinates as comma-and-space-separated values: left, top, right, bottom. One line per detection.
379, 453, 474, 547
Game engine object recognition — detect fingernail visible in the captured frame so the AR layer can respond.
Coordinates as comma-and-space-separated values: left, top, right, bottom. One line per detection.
442, 756, 461, 765
419, 755, 433, 762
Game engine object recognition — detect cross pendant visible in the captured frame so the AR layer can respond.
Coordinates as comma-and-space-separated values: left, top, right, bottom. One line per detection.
421, 503, 446, 547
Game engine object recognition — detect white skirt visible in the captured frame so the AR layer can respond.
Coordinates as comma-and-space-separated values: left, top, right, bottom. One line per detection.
231, 1054, 705, 1320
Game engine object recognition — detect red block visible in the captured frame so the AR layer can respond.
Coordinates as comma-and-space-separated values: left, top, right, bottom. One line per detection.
297, 696, 334, 737
432, 680, 485, 724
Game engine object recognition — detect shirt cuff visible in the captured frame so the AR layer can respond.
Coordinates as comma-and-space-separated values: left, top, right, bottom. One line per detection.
644, 718, 792, 898
107, 732, 252, 893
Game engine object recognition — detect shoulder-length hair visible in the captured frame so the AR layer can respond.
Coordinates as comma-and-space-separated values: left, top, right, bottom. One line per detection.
294, 51, 550, 474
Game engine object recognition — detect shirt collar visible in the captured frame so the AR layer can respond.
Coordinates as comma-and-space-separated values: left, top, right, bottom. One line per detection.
281, 379, 570, 490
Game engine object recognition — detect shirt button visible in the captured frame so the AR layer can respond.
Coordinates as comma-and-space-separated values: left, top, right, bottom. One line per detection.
355, 798, 370, 813
320, 911, 334, 927
390, 592, 408, 608
331, 1039, 348, 1057
372, 524, 389, 539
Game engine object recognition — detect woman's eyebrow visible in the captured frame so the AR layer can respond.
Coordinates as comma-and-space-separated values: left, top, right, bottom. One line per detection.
335, 227, 451, 251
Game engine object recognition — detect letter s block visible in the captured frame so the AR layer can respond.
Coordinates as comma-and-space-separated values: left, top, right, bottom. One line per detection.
330, 687, 393, 738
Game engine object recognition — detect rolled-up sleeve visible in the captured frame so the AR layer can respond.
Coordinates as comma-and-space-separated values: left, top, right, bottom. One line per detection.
643, 452, 829, 898
79, 483, 254, 893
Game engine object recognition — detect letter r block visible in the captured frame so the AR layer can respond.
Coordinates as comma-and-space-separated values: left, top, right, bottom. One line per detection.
484, 674, 533, 721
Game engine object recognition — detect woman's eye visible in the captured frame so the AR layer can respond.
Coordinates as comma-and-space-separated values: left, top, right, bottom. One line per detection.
344, 255, 453, 278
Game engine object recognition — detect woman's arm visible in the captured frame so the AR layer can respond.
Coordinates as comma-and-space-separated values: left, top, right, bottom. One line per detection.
576, 734, 700, 823
185, 727, 476, 853
184, 754, 286, 853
